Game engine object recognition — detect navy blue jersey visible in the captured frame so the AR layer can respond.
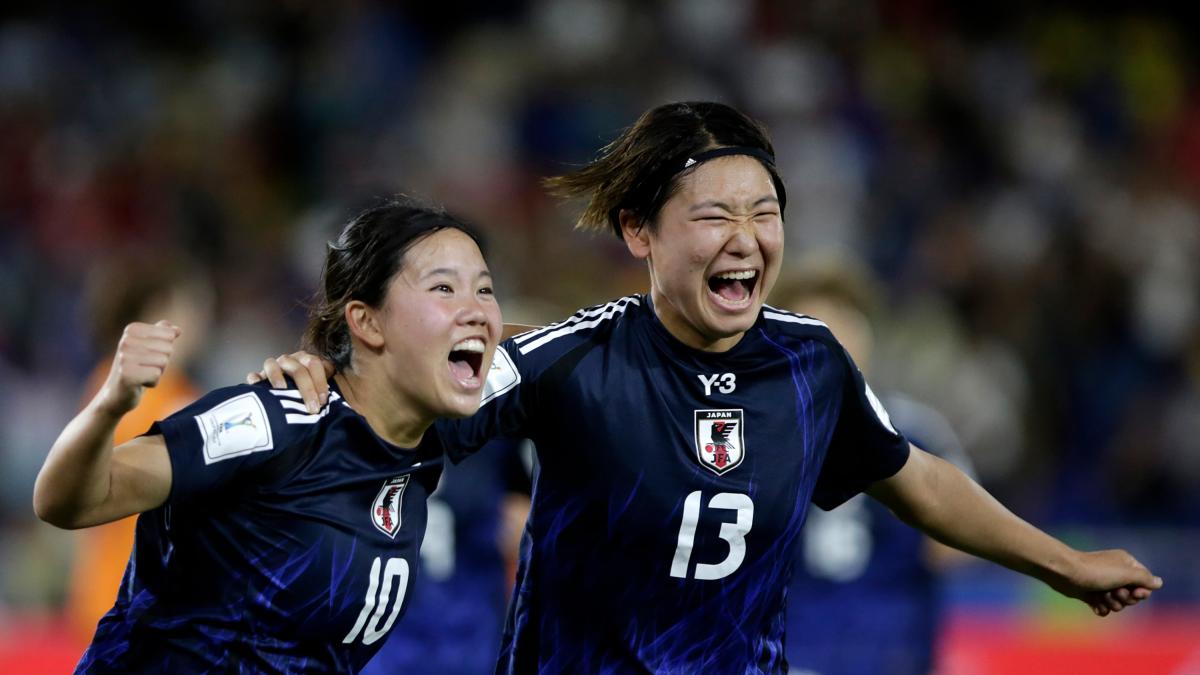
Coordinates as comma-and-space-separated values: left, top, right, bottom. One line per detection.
78, 381, 442, 674
362, 439, 530, 675
786, 394, 972, 675
435, 295, 909, 674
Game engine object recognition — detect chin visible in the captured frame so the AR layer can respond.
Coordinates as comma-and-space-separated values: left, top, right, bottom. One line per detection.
438, 395, 482, 419
711, 314, 757, 336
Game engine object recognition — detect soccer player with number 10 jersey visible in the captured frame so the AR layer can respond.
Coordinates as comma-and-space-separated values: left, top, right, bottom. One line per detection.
36, 201, 502, 673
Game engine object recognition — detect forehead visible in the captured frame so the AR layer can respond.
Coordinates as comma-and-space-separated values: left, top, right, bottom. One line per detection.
401, 228, 486, 273
671, 155, 777, 206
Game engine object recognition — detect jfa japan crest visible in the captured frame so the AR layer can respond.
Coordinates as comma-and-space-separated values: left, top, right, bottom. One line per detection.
372, 475, 410, 539
694, 409, 746, 475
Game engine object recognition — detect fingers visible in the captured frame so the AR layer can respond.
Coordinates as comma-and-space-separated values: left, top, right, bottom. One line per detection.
1125, 557, 1163, 590
1103, 590, 1126, 613
263, 356, 288, 389
122, 321, 180, 353
251, 351, 330, 414
1112, 587, 1133, 605
245, 349, 332, 413
115, 322, 179, 387
153, 319, 183, 338
282, 352, 328, 413
1089, 585, 1154, 617
1087, 592, 1121, 616
114, 349, 170, 387
292, 352, 331, 393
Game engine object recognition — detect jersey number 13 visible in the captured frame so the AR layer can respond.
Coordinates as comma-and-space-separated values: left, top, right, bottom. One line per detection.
670, 491, 754, 580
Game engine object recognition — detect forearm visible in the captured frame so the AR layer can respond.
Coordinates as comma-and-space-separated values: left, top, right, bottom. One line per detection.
33, 396, 124, 528
868, 447, 1077, 589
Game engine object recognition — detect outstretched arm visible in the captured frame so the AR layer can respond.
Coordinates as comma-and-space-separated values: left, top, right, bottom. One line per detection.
247, 323, 545, 409
33, 322, 176, 529
867, 445, 1162, 616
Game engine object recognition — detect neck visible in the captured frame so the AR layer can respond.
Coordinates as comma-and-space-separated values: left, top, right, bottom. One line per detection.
335, 369, 431, 448
649, 286, 745, 353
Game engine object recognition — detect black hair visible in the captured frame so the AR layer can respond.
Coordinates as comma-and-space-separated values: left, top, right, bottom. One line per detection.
544, 101, 786, 237
304, 197, 484, 372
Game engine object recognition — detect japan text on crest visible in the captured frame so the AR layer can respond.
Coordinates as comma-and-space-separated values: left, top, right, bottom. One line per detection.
372, 475, 410, 539
694, 409, 746, 475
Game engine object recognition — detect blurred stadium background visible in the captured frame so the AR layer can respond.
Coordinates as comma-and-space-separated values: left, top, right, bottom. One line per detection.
1, 1, 1198, 672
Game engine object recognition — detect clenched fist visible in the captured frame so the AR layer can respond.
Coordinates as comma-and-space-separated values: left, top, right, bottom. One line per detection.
96, 320, 181, 417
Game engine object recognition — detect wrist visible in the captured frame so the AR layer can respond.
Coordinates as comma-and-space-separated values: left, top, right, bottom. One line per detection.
92, 384, 136, 420
1037, 541, 1083, 589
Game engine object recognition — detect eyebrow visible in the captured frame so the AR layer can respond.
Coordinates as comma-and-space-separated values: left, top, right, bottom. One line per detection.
689, 196, 780, 213
420, 268, 493, 281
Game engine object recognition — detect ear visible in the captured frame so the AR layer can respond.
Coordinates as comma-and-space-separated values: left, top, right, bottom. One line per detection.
345, 300, 385, 350
619, 210, 651, 260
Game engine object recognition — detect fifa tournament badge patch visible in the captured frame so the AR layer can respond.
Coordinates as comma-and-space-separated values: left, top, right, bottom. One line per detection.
195, 393, 274, 465
694, 409, 745, 475
372, 475, 410, 539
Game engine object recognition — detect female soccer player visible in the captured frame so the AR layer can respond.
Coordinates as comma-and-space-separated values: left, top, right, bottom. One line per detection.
267, 103, 1161, 674
34, 200, 502, 673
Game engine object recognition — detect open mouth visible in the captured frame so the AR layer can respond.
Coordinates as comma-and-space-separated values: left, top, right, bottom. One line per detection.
448, 338, 486, 386
707, 270, 759, 307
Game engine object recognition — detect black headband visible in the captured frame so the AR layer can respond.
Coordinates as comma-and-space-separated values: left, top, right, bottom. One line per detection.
608, 145, 787, 231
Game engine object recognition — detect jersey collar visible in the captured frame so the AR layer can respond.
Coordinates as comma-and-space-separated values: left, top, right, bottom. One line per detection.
640, 293, 767, 365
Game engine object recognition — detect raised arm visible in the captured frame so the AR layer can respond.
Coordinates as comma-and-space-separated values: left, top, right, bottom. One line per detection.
867, 445, 1162, 616
33, 322, 176, 529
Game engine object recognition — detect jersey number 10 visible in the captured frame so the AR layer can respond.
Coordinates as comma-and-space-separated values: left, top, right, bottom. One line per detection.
343, 557, 410, 646
670, 491, 754, 580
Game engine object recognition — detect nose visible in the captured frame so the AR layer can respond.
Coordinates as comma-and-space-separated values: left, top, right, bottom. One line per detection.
457, 294, 491, 328
724, 220, 759, 257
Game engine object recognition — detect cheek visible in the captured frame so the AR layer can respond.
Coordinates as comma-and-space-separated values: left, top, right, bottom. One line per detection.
393, 302, 448, 343
687, 247, 710, 267
759, 221, 784, 253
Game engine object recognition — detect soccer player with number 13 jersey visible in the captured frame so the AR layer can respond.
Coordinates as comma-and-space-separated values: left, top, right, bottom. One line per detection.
270, 102, 1162, 674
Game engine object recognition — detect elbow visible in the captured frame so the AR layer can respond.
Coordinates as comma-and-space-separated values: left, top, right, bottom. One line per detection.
34, 506, 88, 530
32, 493, 65, 528
32, 481, 86, 530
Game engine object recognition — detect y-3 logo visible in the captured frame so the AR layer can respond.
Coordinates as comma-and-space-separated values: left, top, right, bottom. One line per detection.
698, 373, 737, 396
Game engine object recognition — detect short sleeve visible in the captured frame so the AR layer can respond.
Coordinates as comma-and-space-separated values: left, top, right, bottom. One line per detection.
149, 384, 305, 505
436, 342, 532, 464
812, 351, 911, 510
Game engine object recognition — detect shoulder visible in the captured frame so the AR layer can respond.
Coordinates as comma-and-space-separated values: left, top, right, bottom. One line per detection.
166, 382, 331, 461
759, 305, 845, 358
501, 295, 641, 367
189, 382, 325, 424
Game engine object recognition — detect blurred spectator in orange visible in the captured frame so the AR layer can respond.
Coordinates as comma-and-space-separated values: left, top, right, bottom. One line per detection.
65, 252, 215, 648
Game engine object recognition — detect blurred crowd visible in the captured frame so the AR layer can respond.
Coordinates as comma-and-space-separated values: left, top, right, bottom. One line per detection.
1, 0, 1198, 622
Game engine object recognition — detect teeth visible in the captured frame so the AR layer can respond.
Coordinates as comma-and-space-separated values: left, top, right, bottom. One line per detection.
714, 270, 757, 281
451, 338, 486, 353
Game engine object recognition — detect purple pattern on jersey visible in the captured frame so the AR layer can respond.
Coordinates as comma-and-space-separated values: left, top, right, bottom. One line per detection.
76, 382, 442, 674
437, 297, 909, 673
